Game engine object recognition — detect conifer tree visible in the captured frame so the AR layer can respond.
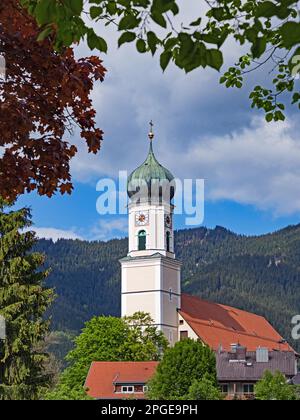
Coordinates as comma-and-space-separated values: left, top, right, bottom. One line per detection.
0, 199, 54, 400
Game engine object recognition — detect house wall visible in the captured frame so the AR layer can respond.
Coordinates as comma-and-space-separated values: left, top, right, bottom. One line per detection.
177, 313, 199, 341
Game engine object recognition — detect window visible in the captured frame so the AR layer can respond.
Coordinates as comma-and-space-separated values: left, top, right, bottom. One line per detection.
138, 230, 146, 250
179, 319, 184, 325
180, 330, 188, 340
166, 231, 171, 252
169, 288, 173, 302
243, 384, 254, 394
143, 386, 148, 393
220, 384, 229, 394
121, 386, 134, 393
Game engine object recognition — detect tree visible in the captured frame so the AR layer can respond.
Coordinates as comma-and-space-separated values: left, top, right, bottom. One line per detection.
147, 338, 217, 400
46, 312, 168, 400
255, 370, 297, 400
187, 374, 222, 400
22, 0, 300, 122
0, 199, 54, 400
0, 0, 106, 202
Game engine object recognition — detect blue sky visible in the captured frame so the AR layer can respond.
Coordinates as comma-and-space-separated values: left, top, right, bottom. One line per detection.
15, 13, 300, 242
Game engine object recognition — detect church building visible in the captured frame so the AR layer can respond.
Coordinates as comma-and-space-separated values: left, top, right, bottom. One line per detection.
119, 124, 293, 350
85, 124, 296, 400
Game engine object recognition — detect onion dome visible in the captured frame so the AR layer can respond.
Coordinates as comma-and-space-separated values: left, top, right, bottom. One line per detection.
127, 123, 175, 203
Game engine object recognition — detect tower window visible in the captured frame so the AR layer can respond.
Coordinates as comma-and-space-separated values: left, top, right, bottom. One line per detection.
166, 231, 171, 252
138, 230, 146, 251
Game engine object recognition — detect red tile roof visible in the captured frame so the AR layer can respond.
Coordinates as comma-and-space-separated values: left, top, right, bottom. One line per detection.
180, 294, 294, 352
85, 361, 159, 399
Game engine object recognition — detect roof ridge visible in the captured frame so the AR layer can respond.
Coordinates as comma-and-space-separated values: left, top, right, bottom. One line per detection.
181, 293, 267, 320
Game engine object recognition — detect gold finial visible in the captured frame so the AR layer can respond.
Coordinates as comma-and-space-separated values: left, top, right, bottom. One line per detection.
148, 120, 154, 141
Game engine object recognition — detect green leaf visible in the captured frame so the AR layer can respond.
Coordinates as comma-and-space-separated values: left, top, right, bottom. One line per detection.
255, 1, 277, 18
206, 49, 223, 71
190, 17, 202, 27
151, 12, 167, 28
37, 26, 53, 42
87, 31, 108, 52
147, 31, 159, 55
118, 31, 136, 47
288, 47, 300, 77
68, 0, 83, 15
245, 28, 258, 43
151, 0, 176, 14
107, 1, 117, 14
136, 39, 147, 53
90, 6, 102, 19
170, 2, 179, 15
160, 50, 172, 71
119, 14, 140, 30
211, 7, 224, 21
35, 0, 53, 26
280, 22, 300, 49
251, 37, 267, 59
265, 113, 273, 122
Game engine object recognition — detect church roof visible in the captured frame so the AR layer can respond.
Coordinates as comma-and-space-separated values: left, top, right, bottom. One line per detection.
127, 140, 175, 201
180, 294, 294, 353
85, 361, 158, 399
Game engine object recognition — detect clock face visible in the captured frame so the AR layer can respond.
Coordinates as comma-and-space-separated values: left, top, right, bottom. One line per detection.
135, 211, 149, 226
165, 214, 172, 228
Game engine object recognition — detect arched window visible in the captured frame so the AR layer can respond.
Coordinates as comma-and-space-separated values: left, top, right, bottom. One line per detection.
138, 230, 146, 251
166, 231, 171, 252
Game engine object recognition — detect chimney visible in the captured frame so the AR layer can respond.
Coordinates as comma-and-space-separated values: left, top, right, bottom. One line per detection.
229, 344, 246, 362
231, 343, 238, 354
236, 345, 247, 361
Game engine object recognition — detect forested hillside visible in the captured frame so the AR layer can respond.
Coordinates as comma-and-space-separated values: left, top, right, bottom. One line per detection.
36, 224, 300, 353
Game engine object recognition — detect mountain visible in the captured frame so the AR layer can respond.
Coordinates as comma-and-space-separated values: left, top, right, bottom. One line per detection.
36, 224, 300, 353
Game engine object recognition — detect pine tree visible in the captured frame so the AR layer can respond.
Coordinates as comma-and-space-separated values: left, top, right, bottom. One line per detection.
0, 199, 54, 400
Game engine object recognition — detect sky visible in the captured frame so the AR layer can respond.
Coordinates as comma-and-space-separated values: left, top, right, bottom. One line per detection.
16, 5, 300, 242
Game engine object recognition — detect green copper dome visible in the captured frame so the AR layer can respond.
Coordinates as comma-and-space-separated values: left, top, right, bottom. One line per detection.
127, 141, 175, 202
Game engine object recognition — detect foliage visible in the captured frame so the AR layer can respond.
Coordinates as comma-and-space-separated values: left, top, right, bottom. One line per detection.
36, 223, 300, 359
147, 339, 217, 400
0, 199, 54, 400
46, 312, 168, 400
187, 374, 222, 400
22, 0, 300, 120
255, 370, 298, 400
0, 0, 106, 202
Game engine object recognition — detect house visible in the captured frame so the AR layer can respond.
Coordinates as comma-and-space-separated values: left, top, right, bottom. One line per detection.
85, 361, 159, 399
85, 348, 297, 400
217, 346, 297, 399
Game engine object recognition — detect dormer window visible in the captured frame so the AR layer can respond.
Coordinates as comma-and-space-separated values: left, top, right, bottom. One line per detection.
121, 386, 134, 393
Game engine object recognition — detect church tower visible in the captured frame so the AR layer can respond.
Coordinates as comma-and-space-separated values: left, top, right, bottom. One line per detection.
120, 123, 181, 344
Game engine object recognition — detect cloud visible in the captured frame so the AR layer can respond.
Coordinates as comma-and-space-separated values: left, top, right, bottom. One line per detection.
66, 7, 300, 219
70, 15, 248, 183
88, 217, 128, 241
29, 227, 83, 242
170, 117, 300, 216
